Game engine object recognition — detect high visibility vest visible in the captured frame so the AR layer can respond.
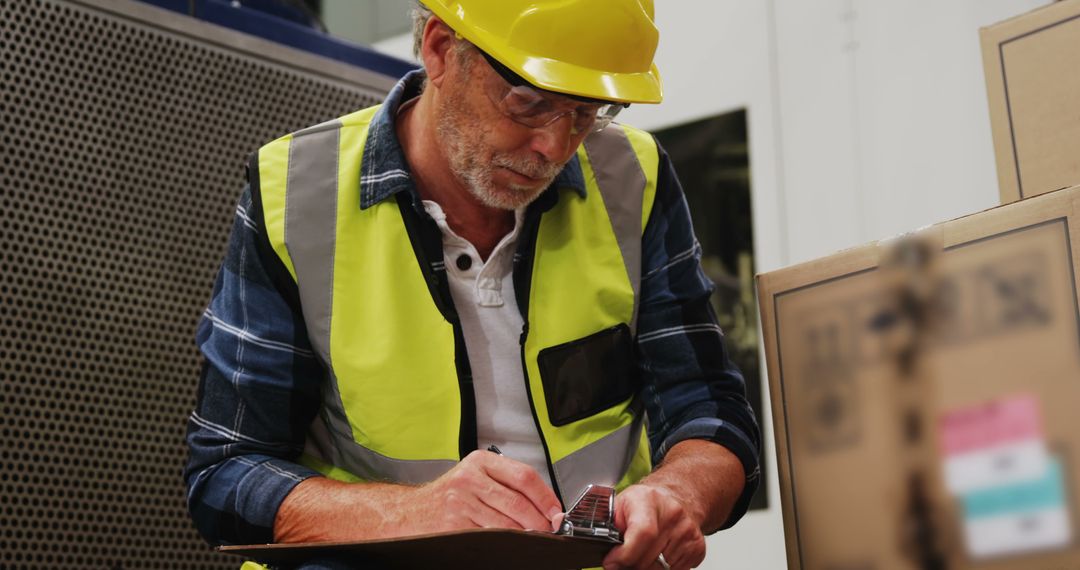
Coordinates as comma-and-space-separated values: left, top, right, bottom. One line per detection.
255, 106, 660, 506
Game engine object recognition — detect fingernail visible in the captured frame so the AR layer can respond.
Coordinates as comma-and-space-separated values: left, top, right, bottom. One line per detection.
548, 507, 562, 520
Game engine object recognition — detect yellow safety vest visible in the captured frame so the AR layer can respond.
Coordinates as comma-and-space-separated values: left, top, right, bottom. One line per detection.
256, 106, 659, 507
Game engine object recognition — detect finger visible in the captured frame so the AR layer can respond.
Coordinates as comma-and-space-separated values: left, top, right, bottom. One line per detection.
463, 499, 525, 530
635, 489, 698, 570
662, 521, 705, 570
604, 534, 667, 570
652, 505, 704, 570
652, 507, 704, 570
551, 511, 565, 532
481, 456, 562, 521
603, 496, 661, 569
636, 533, 672, 570
475, 478, 556, 531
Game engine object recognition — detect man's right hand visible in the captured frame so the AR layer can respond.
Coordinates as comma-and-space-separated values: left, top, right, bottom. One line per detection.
413, 450, 563, 533
273, 450, 563, 543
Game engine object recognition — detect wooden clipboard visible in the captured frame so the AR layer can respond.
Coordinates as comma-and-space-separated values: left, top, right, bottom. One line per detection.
219, 528, 616, 569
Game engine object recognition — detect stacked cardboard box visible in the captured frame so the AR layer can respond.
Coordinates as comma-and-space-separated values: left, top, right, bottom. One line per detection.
982, 0, 1080, 203
758, 2, 1080, 568
759, 186, 1080, 569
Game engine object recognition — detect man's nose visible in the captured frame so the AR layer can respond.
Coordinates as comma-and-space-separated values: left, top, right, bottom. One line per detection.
527, 113, 578, 163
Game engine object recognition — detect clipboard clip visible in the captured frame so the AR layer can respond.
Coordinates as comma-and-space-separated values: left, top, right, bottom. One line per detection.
555, 484, 622, 543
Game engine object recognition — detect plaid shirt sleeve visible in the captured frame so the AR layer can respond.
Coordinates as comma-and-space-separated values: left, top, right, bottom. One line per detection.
184, 183, 324, 546
637, 139, 762, 530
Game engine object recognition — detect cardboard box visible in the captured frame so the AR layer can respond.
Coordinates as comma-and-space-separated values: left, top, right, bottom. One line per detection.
981, 0, 1080, 204
757, 186, 1080, 570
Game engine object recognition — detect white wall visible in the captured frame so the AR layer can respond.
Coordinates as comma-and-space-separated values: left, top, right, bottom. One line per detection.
323, 0, 412, 47
373, 1, 1048, 567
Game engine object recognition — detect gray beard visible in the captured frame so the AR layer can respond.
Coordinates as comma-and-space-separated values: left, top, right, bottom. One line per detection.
435, 92, 562, 211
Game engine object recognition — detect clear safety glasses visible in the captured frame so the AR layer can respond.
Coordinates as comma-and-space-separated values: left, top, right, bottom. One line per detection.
479, 52, 628, 135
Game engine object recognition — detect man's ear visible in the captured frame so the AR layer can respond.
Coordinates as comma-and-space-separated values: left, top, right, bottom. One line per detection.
420, 17, 458, 88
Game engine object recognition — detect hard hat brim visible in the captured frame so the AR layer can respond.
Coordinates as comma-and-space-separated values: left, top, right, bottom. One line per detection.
424, 8, 663, 105
505, 50, 663, 105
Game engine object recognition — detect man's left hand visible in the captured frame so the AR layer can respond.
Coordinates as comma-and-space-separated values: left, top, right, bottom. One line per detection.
601, 483, 706, 570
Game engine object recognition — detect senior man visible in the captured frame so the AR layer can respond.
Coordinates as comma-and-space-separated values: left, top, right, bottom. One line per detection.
185, 1, 760, 568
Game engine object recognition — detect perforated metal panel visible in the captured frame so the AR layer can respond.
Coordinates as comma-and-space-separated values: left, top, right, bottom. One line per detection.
0, 0, 391, 566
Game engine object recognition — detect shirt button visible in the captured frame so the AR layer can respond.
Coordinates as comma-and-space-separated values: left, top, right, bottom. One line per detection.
455, 254, 473, 271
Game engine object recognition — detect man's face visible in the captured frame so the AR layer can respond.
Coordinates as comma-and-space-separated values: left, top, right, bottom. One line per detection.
434, 47, 591, 211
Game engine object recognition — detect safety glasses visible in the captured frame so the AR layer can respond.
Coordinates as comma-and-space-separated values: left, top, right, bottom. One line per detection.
479, 51, 627, 135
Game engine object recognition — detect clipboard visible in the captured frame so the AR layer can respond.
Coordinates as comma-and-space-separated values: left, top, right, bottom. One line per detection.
219, 528, 615, 569
220, 485, 622, 569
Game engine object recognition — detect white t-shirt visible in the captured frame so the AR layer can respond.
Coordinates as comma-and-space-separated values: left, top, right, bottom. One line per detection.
421, 200, 554, 490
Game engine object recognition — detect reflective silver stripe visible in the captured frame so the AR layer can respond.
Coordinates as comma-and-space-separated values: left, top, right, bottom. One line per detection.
286, 119, 342, 366
582, 126, 647, 334
551, 417, 645, 504
286, 120, 456, 484
285, 120, 354, 467
303, 408, 458, 484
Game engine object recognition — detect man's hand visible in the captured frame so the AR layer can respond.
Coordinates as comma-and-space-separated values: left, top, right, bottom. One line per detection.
274, 450, 562, 542
414, 450, 563, 532
601, 440, 746, 570
603, 483, 705, 570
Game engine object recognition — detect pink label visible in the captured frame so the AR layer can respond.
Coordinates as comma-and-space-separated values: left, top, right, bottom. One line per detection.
940, 395, 1043, 456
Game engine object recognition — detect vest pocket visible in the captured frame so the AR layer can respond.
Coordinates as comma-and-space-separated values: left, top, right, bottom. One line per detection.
537, 324, 638, 427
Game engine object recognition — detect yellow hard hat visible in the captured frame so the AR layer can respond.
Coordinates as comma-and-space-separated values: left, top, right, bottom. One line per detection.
419, 0, 663, 104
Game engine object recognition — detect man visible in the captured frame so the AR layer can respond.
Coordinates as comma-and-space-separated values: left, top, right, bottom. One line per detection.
185, 1, 760, 569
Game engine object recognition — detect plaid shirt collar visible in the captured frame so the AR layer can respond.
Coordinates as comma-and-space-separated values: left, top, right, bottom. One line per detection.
358, 69, 587, 210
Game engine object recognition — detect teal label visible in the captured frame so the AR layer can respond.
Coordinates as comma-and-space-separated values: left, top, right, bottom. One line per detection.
963, 458, 1067, 520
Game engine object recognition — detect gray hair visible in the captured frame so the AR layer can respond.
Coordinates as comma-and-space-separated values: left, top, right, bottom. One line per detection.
410, 2, 474, 65
410, 3, 433, 62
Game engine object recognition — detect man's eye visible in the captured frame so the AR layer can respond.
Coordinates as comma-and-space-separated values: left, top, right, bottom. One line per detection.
506, 97, 551, 117
576, 105, 600, 119
505, 86, 546, 105
573, 112, 596, 131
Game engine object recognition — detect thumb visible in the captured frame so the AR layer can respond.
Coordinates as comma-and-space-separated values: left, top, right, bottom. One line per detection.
551, 511, 566, 532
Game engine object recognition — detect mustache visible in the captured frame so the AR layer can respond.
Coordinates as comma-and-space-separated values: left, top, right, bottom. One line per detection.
491, 154, 563, 180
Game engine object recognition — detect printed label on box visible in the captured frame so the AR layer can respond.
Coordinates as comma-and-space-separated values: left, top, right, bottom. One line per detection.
941, 395, 1048, 494
940, 395, 1072, 559
961, 458, 1072, 559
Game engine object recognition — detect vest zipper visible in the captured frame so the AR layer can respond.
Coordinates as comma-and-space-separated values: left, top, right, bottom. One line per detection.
512, 195, 565, 507
518, 322, 565, 508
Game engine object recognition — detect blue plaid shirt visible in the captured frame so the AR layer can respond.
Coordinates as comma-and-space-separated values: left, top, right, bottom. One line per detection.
185, 70, 761, 546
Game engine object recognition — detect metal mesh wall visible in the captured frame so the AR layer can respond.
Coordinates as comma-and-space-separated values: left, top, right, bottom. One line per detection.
0, 0, 390, 566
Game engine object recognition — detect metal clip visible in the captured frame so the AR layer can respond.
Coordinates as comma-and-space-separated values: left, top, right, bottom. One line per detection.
555, 484, 622, 543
